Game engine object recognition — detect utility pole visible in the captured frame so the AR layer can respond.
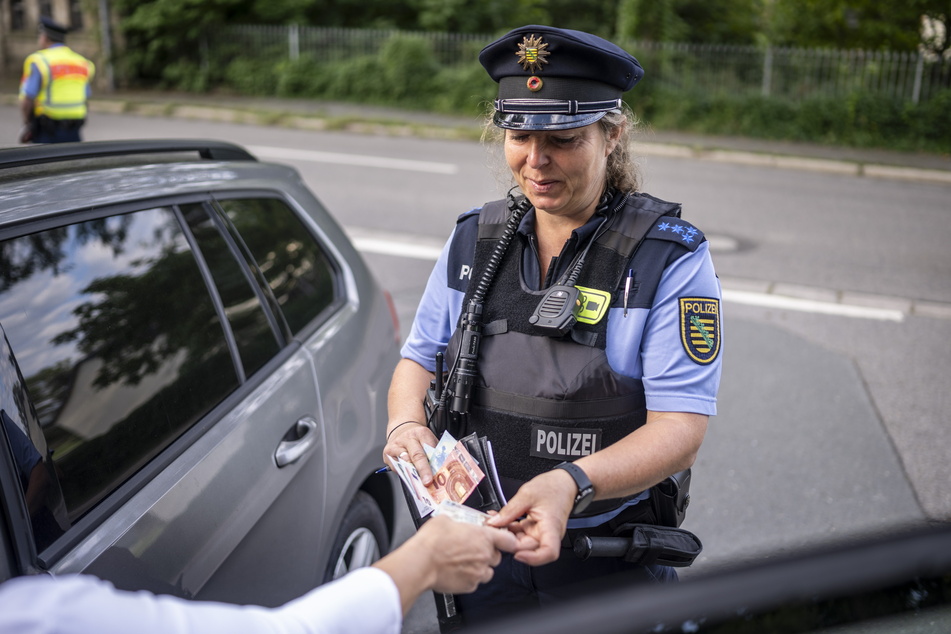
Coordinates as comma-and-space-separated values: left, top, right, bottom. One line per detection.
98, 0, 115, 91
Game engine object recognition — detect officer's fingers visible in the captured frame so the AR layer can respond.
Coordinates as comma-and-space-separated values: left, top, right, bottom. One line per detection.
512, 538, 561, 566
381, 439, 407, 465
486, 498, 529, 528
512, 532, 540, 552
408, 449, 433, 484
509, 518, 561, 565
400, 430, 437, 482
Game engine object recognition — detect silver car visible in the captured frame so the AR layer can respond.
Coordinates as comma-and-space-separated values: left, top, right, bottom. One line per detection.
0, 139, 400, 605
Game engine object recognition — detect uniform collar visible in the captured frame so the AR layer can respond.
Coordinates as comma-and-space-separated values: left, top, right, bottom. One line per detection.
516, 193, 619, 243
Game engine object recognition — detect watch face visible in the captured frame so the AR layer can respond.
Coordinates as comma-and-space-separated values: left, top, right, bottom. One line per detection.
555, 462, 594, 514
574, 487, 594, 514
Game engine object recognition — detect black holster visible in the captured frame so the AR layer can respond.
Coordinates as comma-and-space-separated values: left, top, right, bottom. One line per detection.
572, 523, 703, 567
649, 468, 692, 528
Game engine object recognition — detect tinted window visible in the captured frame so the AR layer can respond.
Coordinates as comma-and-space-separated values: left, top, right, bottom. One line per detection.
0, 207, 239, 529
0, 326, 64, 552
219, 198, 336, 334
181, 203, 281, 377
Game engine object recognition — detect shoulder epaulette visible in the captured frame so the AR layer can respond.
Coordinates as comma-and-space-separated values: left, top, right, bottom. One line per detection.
646, 218, 705, 251
457, 207, 480, 224
628, 192, 682, 217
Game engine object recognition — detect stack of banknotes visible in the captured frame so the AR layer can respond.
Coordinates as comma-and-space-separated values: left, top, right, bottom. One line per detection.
390, 431, 486, 522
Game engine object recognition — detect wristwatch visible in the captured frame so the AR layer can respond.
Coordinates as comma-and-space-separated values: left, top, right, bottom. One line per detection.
553, 461, 595, 515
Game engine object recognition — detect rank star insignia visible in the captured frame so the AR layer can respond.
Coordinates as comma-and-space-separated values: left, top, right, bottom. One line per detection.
517, 34, 550, 72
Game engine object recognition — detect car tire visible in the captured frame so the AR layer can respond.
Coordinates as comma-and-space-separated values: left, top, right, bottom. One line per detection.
323, 490, 389, 583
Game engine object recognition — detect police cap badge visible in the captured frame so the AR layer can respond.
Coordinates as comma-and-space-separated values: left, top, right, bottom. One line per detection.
479, 25, 644, 131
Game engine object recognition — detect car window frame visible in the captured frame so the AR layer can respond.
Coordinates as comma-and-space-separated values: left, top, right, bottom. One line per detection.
0, 188, 351, 570
178, 200, 286, 382
206, 196, 294, 346
209, 190, 348, 343
0, 411, 36, 580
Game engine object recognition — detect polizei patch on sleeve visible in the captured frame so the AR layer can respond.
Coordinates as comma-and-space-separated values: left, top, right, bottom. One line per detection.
679, 297, 721, 364
530, 424, 602, 460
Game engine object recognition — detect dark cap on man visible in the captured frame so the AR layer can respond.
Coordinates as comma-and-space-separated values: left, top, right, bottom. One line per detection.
479, 25, 644, 131
39, 16, 68, 43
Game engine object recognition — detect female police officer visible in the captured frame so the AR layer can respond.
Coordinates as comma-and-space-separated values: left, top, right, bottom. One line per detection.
384, 25, 722, 624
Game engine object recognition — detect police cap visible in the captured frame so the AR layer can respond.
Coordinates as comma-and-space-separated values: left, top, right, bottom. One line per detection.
39, 16, 68, 43
479, 25, 644, 131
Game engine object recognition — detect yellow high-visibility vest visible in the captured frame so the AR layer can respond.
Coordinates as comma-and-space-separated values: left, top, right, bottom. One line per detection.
21, 45, 95, 120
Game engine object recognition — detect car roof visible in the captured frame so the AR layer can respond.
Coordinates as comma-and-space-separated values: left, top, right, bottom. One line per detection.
0, 140, 307, 227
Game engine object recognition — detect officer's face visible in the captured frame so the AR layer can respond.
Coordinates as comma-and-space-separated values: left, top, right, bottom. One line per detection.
504, 123, 619, 224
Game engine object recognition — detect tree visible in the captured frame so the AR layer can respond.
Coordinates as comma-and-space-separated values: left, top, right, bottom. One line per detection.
616, 0, 765, 44
113, 0, 244, 84
767, 0, 927, 51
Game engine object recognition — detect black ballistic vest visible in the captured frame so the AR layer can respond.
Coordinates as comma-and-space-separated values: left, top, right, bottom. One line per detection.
446, 192, 687, 508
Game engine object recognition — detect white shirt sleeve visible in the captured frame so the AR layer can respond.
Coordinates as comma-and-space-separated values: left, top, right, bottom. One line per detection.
0, 568, 401, 634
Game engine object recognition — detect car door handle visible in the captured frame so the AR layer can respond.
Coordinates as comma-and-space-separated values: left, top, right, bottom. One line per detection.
274, 417, 319, 468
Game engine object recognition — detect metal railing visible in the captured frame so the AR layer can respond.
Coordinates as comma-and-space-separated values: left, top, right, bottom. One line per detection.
207, 25, 951, 104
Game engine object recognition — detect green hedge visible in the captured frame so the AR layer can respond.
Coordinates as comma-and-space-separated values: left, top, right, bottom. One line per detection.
218, 35, 496, 119
636, 83, 951, 153
209, 38, 949, 153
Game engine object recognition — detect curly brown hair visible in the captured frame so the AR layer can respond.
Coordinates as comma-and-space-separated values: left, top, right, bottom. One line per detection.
601, 107, 641, 193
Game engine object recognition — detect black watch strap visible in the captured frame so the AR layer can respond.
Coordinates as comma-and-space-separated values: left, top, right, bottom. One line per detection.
553, 461, 595, 515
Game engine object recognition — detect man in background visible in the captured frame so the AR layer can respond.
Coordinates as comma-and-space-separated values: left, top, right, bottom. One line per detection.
19, 16, 95, 144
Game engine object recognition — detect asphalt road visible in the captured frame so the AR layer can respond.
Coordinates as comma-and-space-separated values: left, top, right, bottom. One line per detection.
2, 102, 949, 633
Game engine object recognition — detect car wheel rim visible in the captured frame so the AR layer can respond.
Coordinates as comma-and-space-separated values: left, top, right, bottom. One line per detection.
332, 527, 381, 579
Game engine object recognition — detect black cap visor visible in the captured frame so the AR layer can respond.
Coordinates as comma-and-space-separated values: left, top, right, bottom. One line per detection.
493, 111, 607, 131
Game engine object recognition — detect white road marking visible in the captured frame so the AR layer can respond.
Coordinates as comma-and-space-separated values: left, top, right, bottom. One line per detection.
247, 145, 458, 174
350, 232, 910, 322
722, 289, 904, 322
351, 235, 444, 261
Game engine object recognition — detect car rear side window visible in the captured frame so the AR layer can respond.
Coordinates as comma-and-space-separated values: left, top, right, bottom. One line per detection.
0, 207, 240, 526
180, 203, 281, 377
218, 198, 337, 334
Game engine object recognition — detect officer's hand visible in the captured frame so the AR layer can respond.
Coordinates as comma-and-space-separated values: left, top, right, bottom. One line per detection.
18, 125, 32, 144
486, 469, 575, 566
383, 422, 438, 485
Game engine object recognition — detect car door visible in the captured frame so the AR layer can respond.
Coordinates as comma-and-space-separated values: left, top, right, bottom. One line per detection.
0, 197, 331, 605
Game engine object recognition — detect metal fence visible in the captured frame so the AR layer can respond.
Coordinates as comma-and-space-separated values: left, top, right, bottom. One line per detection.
208, 25, 951, 104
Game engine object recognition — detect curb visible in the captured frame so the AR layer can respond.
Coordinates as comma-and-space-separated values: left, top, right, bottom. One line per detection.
89, 98, 485, 141
108, 98, 951, 186
4, 93, 949, 186
636, 141, 951, 185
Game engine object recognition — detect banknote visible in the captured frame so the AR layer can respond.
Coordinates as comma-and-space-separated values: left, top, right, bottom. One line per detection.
390, 431, 484, 517
433, 500, 490, 525
423, 430, 456, 472
392, 456, 435, 517
426, 442, 485, 505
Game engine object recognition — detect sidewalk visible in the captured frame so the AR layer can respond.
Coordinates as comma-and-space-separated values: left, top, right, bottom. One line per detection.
3, 87, 950, 184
